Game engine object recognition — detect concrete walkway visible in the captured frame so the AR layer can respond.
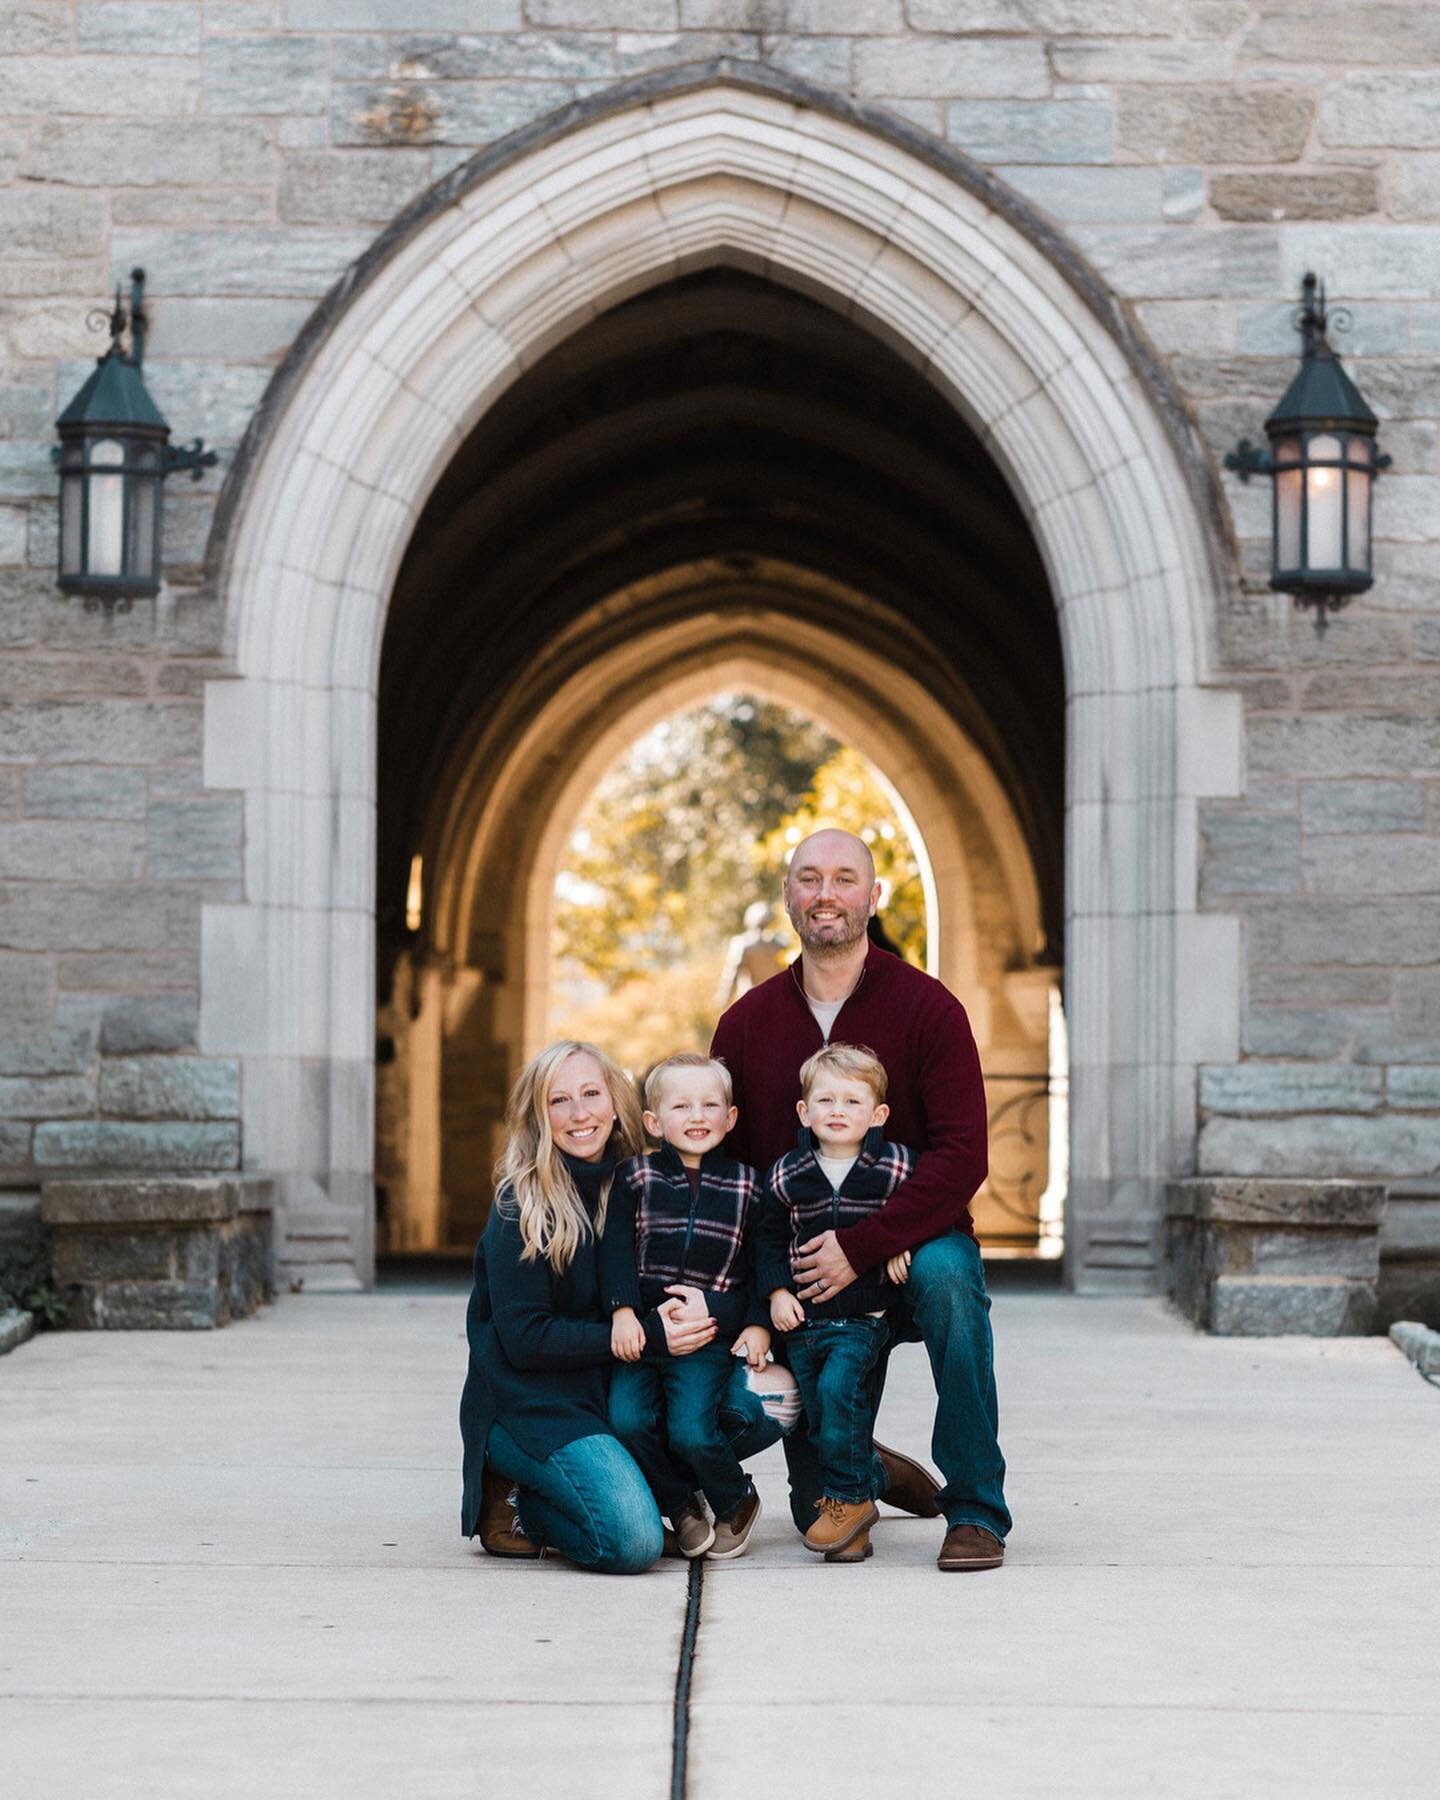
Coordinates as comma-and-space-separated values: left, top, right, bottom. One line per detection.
3, 1283, 1437, 1798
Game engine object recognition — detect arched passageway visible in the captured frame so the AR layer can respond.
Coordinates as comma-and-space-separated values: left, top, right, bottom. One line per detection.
203, 73, 1241, 1293
371, 270, 1063, 1257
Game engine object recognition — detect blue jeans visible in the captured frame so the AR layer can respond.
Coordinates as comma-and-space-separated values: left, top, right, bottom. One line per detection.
485, 1425, 663, 1574
609, 1342, 748, 1520
783, 1316, 888, 1504
719, 1232, 1011, 1540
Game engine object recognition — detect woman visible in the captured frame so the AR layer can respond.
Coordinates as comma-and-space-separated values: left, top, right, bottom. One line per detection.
460, 1040, 718, 1573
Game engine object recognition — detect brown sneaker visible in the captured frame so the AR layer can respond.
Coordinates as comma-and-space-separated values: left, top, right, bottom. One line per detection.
824, 1526, 874, 1564
874, 1440, 942, 1518
660, 1526, 684, 1560
803, 1496, 879, 1556
937, 1524, 1005, 1571
479, 1469, 541, 1560
708, 1480, 761, 1561
670, 1502, 716, 1559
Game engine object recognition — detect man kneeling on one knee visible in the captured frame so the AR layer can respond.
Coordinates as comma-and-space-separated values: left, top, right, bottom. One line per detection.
712, 827, 1011, 1572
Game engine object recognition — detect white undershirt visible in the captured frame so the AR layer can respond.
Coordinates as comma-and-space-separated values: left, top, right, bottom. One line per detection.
807, 995, 844, 1042
816, 1151, 859, 1191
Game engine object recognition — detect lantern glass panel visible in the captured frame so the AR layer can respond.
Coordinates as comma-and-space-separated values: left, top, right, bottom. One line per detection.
127, 442, 160, 582
1272, 434, 1302, 466
1305, 432, 1343, 569
1346, 462, 1371, 574
60, 473, 84, 575
88, 437, 126, 578
1276, 466, 1303, 570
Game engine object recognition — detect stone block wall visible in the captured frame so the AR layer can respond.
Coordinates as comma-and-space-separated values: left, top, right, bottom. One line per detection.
0, 3, 1437, 1228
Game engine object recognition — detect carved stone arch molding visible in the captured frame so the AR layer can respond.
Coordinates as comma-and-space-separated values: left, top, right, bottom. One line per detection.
201, 65, 1243, 1290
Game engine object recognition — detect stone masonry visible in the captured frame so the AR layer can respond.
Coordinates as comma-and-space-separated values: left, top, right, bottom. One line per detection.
0, 3, 1438, 1323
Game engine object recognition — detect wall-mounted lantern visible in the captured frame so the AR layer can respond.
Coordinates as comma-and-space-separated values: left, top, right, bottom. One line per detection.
54, 268, 216, 608
1226, 272, 1389, 633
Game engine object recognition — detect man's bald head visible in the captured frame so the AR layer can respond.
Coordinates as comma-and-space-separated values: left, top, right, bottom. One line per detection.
783, 828, 880, 960
788, 828, 875, 887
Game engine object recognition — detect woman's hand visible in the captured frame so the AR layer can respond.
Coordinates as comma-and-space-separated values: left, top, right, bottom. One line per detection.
660, 1303, 718, 1358
769, 1289, 805, 1332
610, 1306, 646, 1363
731, 1324, 772, 1371
884, 1250, 912, 1285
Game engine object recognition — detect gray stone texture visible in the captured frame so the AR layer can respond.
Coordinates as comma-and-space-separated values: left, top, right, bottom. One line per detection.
98, 1057, 240, 1120
0, 1306, 34, 1353
22, 119, 274, 189
203, 37, 331, 115
43, 1173, 273, 1327
1200, 1064, 1384, 1116
77, 3, 202, 55
1118, 87, 1315, 164
946, 100, 1113, 165
99, 995, 199, 1055
1210, 168, 1379, 223
146, 796, 243, 883
1321, 74, 1440, 149
1167, 1178, 1383, 1335
33, 1121, 240, 1170
279, 148, 432, 223
853, 38, 1047, 100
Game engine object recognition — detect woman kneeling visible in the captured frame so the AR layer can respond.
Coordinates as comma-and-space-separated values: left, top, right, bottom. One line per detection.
460, 1040, 717, 1573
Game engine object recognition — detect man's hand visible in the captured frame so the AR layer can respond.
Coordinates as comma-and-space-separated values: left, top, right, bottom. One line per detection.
610, 1307, 646, 1363
884, 1249, 912, 1285
793, 1230, 858, 1304
660, 1283, 709, 1324
731, 1324, 772, 1371
769, 1289, 805, 1332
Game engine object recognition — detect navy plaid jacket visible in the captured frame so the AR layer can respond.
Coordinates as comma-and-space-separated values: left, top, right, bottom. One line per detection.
600, 1143, 764, 1336
756, 1127, 917, 1319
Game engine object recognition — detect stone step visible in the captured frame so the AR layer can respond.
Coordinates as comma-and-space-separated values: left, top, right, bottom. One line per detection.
278, 1261, 365, 1295
1210, 1274, 1374, 1338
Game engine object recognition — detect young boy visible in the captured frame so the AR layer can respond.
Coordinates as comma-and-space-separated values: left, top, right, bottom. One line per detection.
602, 1053, 771, 1559
756, 1042, 916, 1563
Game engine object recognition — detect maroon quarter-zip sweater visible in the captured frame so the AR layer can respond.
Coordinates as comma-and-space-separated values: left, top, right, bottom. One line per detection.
710, 942, 988, 1274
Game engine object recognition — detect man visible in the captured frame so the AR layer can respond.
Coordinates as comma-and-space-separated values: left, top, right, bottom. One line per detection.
712, 827, 1010, 1571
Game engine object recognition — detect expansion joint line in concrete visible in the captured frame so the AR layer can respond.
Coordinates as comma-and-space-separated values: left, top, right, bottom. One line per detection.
670, 1559, 704, 1800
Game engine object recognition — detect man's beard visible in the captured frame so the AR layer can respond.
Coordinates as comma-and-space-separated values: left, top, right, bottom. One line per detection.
786, 897, 869, 960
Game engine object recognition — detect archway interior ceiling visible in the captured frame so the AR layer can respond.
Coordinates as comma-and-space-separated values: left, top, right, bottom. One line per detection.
377, 270, 1064, 969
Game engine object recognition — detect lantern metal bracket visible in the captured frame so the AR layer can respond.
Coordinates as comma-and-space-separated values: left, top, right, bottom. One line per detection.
1223, 439, 1272, 483
164, 438, 219, 480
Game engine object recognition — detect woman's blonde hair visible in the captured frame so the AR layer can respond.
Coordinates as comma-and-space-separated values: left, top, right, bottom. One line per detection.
495, 1040, 645, 1272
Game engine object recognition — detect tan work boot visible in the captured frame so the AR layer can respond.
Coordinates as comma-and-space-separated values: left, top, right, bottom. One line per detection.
709, 1479, 762, 1561
479, 1468, 541, 1559
824, 1526, 874, 1564
937, 1524, 1005, 1571
670, 1501, 716, 1559
803, 1496, 879, 1556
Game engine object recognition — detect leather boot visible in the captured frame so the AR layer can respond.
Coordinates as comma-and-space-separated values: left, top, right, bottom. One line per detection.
479, 1467, 541, 1559
803, 1496, 879, 1555
874, 1439, 941, 1518
824, 1526, 874, 1564
937, 1524, 1004, 1571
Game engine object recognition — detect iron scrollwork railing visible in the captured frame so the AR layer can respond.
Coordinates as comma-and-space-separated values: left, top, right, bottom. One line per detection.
981, 1073, 1059, 1235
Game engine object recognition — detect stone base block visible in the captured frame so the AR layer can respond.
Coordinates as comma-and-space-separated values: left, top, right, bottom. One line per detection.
1167, 1178, 1384, 1337
40, 1175, 274, 1329
1377, 1183, 1440, 1331
0, 1306, 35, 1354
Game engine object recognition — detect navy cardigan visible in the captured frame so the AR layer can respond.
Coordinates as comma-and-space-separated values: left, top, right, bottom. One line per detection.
459, 1161, 668, 1539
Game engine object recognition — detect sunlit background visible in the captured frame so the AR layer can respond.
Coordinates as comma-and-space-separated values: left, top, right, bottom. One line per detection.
547, 693, 927, 1075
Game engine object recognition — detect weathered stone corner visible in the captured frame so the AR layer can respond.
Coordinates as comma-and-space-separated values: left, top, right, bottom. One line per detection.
40, 1175, 275, 1330
1166, 1178, 1385, 1337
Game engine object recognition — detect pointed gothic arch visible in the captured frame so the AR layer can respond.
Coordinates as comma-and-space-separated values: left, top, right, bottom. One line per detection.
200, 68, 1242, 1289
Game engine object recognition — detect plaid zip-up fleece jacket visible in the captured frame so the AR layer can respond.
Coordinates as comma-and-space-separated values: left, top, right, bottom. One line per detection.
600, 1143, 765, 1337
755, 1127, 917, 1320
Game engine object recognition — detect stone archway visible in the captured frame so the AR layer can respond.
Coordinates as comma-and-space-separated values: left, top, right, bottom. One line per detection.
202, 70, 1242, 1291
